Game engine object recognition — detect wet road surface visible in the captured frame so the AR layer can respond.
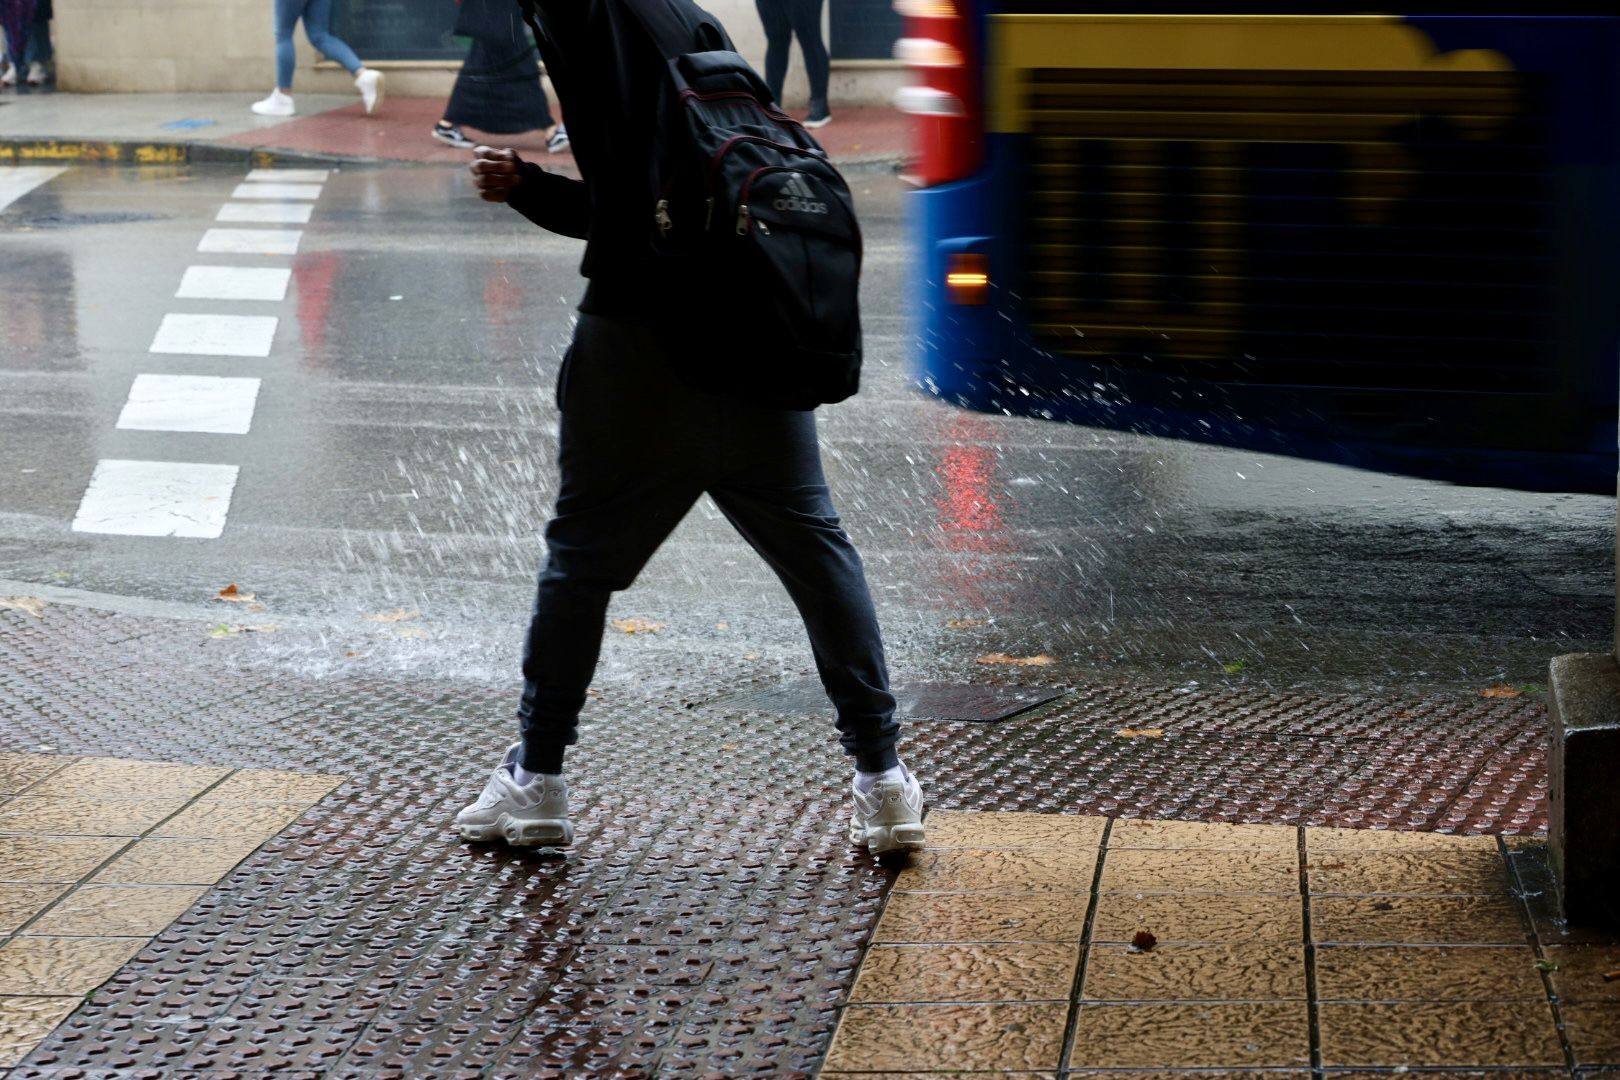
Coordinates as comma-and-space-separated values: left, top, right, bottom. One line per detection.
0, 162, 1613, 694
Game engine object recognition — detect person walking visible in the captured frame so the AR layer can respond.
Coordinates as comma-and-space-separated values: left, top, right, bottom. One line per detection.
754, 0, 830, 127
0, 0, 35, 88
454, 0, 924, 857
21, 0, 48, 86
432, 0, 567, 152
251, 0, 383, 117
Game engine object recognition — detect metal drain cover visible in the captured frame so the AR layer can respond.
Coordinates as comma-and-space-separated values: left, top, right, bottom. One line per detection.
723, 680, 1066, 723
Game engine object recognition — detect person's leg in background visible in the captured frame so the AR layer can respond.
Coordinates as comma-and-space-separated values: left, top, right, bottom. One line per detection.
302, 0, 384, 113
787, 0, 831, 125
0, 0, 37, 87
753, 0, 792, 105
250, 0, 303, 114
21, 0, 49, 85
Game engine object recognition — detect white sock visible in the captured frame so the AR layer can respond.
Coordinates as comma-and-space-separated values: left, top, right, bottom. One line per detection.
513, 763, 548, 786
855, 762, 907, 794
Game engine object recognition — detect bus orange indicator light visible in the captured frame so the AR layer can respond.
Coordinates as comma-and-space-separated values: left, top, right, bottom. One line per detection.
946, 254, 989, 304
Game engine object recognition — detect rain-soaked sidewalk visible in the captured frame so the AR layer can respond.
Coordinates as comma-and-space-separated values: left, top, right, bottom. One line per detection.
1, 600, 1616, 1076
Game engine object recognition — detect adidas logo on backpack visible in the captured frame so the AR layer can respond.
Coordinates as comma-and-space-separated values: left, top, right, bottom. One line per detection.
774, 173, 828, 216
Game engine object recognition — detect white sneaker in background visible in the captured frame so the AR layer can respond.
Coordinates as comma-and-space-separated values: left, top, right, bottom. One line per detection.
355, 68, 383, 115
25, 62, 46, 86
849, 763, 926, 857
546, 125, 570, 153
250, 89, 295, 117
0, 63, 17, 88
455, 742, 573, 847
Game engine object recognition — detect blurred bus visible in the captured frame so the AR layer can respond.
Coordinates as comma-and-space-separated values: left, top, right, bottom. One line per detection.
896, 5, 1620, 493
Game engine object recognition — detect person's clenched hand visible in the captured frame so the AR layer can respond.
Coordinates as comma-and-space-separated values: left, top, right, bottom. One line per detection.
471, 146, 526, 203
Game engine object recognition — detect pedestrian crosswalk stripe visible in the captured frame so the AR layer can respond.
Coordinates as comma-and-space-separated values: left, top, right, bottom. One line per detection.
150, 313, 278, 358
230, 182, 322, 201
217, 202, 313, 225
198, 228, 301, 255
71, 460, 239, 539
176, 266, 291, 302
245, 168, 330, 183
116, 374, 262, 435
0, 166, 68, 213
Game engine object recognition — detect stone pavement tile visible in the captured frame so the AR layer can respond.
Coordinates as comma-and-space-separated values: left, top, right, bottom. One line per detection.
0, 885, 69, 933
1311, 894, 1530, 944
893, 850, 1098, 893
872, 892, 1089, 944
0, 756, 71, 797
924, 811, 1106, 850
821, 1003, 1068, 1071
0, 996, 78, 1068
1065, 1001, 1311, 1068
1109, 819, 1297, 849
1308, 827, 1499, 852
1098, 849, 1299, 894
42, 759, 228, 800
0, 797, 189, 838
1317, 1001, 1564, 1066
850, 943, 1078, 1003
90, 836, 265, 885
26, 884, 207, 937
0, 936, 144, 995
203, 770, 344, 805
1544, 944, 1620, 1002
0, 838, 126, 884
1091, 893, 1302, 944
150, 801, 315, 841
1563, 1002, 1620, 1066
1305, 850, 1514, 896
1314, 945, 1545, 1001
1082, 943, 1307, 1001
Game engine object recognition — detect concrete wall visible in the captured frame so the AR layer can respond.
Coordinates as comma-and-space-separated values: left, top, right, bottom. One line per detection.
53, 0, 899, 106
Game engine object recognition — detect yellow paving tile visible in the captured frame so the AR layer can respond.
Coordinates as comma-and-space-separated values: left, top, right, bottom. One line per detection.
1563, 1002, 1620, 1067
1099, 849, 1299, 894
0, 883, 70, 933
1310, 894, 1529, 945
91, 836, 265, 886
1091, 893, 1302, 944
1317, 1002, 1564, 1066
894, 849, 1098, 894
1082, 943, 1307, 1001
0, 936, 144, 995
923, 811, 1106, 851
1067, 1002, 1311, 1068
1543, 944, 1620, 1003
873, 892, 1088, 944
1109, 819, 1297, 849
822, 1003, 1067, 1072
0, 754, 71, 797
1314, 945, 1544, 1001
850, 943, 1078, 1003
203, 770, 344, 805
0, 995, 80, 1068
28, 884, 208, 937
1305, 850, 1514, 896
149, 801, 313, 841
0, 837, 126, 883
0, 796, 189, 838
43, 759, 228, 800
1308, 827, 1498, 852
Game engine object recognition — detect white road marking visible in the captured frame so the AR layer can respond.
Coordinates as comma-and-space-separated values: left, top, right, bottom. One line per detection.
198, 228, 302, 255
230, 182, 322, 201
150, 313, 278, 358
217, 202, 313, 224
176, 266, 291, 302
72, 460, 239, 539
0, 166, 69, 212
116, 374, 262, 435
245, 168, 330, 183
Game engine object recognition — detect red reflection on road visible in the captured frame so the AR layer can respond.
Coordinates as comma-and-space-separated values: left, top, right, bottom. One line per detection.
293, 251, 341, 365
934, 411, 1014, 608
484, 261, 523, 327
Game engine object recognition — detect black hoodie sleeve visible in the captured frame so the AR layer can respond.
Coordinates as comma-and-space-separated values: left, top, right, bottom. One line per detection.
507, 160, 590, 240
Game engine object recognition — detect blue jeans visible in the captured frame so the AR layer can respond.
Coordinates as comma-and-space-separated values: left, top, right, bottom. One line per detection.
517, 313, 902, 775
22, 7, 48, 66
274, 0, 362, 89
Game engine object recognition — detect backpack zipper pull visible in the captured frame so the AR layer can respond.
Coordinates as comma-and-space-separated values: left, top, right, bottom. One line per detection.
735, 205, 751, 235
655, 199, 673, 238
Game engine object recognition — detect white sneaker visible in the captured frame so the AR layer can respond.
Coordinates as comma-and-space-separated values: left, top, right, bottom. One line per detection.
0, 63, 17, 88
355, 68, 383, 115
25, 62, 46, 86
455, 742, 573, 847
849, 764, 926, 857
250, 89, 295, 117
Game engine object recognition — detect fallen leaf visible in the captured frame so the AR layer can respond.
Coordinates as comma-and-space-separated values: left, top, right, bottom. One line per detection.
1480, 684, 1523, 699
343, 650, 362, 658
1130, 929, 1157, 952
1602, 970, 1620, 983
1535, 959, 1561, 973
611, 617, 665, 635
395, 626, 429, 639
976, 653, 1055, 667
207, 623, 236, 638
716, 621, 730, 630
1116, 728, 1165, 739
365, 608, 419, 623
0, 596, 46, 618
946, 618, 988, 630
1222, 659, 1248, 675
215, 583, 255, 603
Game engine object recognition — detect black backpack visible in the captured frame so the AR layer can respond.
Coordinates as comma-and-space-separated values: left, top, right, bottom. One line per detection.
621, 0, 865, 410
